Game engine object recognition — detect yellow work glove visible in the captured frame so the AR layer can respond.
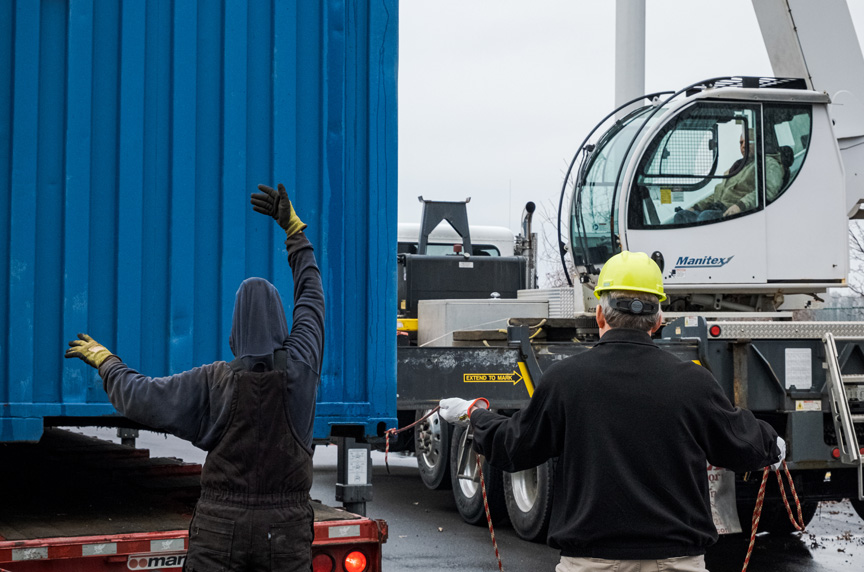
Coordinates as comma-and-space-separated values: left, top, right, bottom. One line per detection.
250, 183, 307, 238
64, 333, 115, 369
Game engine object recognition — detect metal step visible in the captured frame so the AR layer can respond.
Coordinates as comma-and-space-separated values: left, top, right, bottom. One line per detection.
853, 414, 864, 423
842, 374, 864, 384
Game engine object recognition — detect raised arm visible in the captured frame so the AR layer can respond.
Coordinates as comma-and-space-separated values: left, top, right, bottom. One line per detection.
251, 183, 325, 372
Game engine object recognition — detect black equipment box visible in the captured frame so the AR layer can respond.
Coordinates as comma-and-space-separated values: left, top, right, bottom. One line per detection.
398, 254, 526, 318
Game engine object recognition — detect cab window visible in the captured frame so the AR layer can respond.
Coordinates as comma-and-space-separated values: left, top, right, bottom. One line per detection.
571, 105, 657, 266
628, 102, 761, 229
763, 104, 811, 205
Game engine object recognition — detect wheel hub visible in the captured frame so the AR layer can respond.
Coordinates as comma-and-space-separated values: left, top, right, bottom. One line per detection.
456, 430, 480, 498
510, 467, 539, 513
416, 411, 443, 470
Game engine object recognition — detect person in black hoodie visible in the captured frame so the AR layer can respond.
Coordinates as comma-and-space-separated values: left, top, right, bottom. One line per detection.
439, 251, 784, 572
65, 183, 324, 572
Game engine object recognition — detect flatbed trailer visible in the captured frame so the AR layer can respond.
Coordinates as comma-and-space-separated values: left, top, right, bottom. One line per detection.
0, 429, 386, 572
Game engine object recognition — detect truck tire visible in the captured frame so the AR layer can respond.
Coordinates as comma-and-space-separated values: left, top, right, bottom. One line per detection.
449, 424, 508, 526
414, 409, 451, 490
851, 498, 864, 523
503, 459, 554, 542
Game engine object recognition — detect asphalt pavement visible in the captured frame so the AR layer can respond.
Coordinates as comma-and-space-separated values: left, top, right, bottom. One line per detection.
77, 428, 864, 571
310, 444, 561, 571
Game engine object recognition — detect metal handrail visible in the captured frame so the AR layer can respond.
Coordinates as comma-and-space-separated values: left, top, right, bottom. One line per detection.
823, 333, 864, 500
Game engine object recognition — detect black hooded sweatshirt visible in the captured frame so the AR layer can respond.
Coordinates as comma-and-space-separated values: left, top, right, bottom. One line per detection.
99, 232, 324, 455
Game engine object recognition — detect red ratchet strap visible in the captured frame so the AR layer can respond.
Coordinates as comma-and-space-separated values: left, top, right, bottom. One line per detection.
741, 461, 805, 572
383, 406, 441, 474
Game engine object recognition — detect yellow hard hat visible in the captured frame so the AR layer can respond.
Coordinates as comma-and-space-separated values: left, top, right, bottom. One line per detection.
593, 251, 666, 301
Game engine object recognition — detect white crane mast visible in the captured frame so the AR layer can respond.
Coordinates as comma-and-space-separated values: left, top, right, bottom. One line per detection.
614, 0, 646, 118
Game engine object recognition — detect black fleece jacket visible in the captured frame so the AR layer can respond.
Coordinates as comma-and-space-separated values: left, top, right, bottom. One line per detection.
470, 328, 779, 560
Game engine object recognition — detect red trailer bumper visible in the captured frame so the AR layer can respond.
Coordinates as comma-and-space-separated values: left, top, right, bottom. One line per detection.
0, 516, 387, 572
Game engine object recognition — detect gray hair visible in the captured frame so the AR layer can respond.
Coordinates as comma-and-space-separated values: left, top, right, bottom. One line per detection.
599, 291, 661, 332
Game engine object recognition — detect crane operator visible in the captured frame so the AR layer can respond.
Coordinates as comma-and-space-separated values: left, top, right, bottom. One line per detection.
673, 128, 785, 224
439, 250, 785, 572
65, 183, 324, 572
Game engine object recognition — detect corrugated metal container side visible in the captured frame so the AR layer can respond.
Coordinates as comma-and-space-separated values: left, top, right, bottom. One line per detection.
0, 0, 398, 442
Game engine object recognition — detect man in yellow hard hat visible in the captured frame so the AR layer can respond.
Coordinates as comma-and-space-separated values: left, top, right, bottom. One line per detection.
439, 251, 784, 572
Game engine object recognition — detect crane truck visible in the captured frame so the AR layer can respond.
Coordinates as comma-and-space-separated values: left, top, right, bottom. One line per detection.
392, 0, 864, 544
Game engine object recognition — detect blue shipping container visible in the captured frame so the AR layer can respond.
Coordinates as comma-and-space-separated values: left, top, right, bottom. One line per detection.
0, 0, 398, 442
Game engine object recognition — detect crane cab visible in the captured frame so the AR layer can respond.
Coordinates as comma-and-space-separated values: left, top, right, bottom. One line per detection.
569, 78, 849, 311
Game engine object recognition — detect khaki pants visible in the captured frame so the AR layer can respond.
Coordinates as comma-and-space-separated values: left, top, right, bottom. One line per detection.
556, 555, 707, 572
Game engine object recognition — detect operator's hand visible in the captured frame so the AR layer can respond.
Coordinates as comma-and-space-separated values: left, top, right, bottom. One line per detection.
251, 183, 307, 238
770, 436, 786, 471
438, 397, 489, 427
64, 333, 115, 369
723, 204, 741, 217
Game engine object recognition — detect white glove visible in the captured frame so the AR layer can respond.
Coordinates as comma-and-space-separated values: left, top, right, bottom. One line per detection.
770, 436, 786, 471
438, 397, 490, 427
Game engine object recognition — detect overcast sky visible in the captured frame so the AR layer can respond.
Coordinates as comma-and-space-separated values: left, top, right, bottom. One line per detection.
398, 0, 864, 250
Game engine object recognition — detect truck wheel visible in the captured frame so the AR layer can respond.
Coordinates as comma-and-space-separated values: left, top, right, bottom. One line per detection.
851, 498, 864, 523
503, 459, 554, 542
449, 424, 508, 526
414, 409, 451, 490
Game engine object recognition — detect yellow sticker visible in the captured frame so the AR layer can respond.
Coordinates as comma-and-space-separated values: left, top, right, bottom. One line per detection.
463, 371, 523, 385
660, 188, 672, 204
795, 400, 821, 412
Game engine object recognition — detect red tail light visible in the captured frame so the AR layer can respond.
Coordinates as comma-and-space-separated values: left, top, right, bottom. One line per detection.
344, 550, 368, 572
312, 554, 334, 572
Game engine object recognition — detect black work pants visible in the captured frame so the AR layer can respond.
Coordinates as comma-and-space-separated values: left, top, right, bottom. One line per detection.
184, 495, 314, 572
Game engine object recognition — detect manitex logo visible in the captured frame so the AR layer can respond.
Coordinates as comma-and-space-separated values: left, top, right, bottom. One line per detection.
127, 552, 186, 570
675, 255, 734, 269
